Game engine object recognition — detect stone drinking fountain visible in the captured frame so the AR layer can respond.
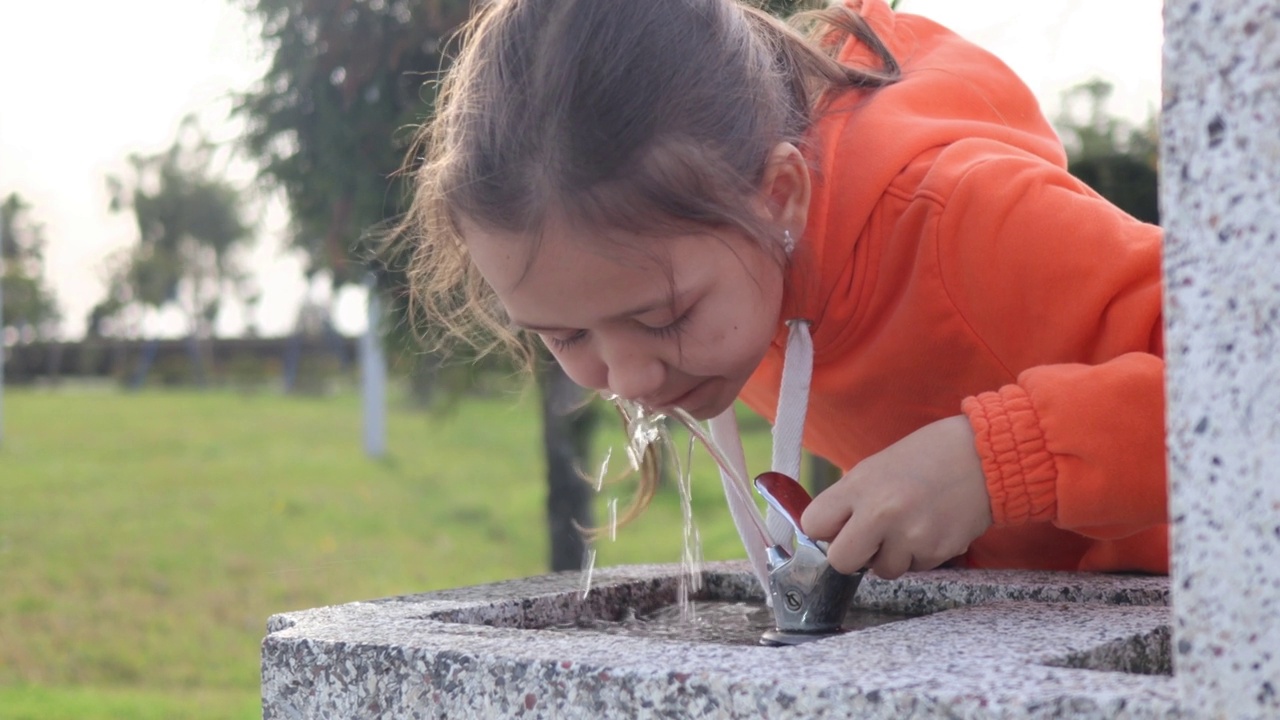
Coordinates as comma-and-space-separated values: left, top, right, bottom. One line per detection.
262, 1, 1280, 716
262, 563, 1174, 718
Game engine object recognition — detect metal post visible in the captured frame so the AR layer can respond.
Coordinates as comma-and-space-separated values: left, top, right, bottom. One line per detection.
1, 220, 6, 448
360, 273, 387, 458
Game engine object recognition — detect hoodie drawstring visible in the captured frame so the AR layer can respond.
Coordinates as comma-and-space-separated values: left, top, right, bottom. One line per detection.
708, 319, 814, 597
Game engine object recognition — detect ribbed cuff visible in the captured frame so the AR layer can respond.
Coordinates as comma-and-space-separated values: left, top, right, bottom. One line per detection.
961, 385, 1057, 526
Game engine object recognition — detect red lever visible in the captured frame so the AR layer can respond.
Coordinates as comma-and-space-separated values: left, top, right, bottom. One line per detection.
753, 471, 812, 528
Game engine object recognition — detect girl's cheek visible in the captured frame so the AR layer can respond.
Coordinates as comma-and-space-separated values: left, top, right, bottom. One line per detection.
554, 352, 609, 392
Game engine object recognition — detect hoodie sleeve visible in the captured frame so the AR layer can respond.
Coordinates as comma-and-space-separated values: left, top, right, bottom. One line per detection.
930, 139, 1167, 539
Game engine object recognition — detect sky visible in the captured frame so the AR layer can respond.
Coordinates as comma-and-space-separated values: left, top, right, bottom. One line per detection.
0, 0, 1164, 340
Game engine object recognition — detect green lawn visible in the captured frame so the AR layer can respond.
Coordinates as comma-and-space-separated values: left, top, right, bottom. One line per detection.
0, 386, 771, 719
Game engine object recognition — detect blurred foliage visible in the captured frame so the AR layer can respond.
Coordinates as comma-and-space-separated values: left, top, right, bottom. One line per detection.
234, 0, 480, 407
99, 120, 254, 344
1, 193, 61, 341
1056, 79, 1160, 224
234, 0, 469, 325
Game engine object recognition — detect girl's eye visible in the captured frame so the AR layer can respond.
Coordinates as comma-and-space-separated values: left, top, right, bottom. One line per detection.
642, 311, 692, 341
544, 330, 587, 352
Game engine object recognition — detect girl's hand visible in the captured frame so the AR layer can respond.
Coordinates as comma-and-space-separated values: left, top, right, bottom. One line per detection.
800, 415, 993, 579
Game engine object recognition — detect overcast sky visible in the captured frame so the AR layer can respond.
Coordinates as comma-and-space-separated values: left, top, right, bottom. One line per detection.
0, 0, 1164, 340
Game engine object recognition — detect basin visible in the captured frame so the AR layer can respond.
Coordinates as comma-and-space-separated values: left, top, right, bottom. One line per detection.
262, 562, 1179, 718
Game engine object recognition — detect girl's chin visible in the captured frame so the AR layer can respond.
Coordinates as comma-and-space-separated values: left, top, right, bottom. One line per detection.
681, 383, 738, 421
683, 406, 722, 421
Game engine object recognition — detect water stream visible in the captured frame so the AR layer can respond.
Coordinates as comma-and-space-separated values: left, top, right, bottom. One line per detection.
583, 398, 707, 620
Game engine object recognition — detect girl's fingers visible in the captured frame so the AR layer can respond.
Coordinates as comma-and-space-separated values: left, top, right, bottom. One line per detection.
868, 545, 913, 580
824, 511, 882, 575
909, 551, 953, 573
800, 484, 855, 541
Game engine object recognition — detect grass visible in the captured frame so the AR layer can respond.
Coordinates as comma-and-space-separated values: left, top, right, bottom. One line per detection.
0, 384, 772, 718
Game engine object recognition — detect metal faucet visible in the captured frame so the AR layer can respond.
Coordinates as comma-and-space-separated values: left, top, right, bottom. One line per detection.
753, 472, 864, 646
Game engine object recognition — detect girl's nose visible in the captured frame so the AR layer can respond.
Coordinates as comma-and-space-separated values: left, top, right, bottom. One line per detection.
604, 349, 667, 404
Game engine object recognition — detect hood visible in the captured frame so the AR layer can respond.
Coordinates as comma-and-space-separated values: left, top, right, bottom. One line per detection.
782, 0, 1065, 345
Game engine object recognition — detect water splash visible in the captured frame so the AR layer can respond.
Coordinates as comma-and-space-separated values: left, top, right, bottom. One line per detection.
670, 408, 758, 517
580, 397, 766, 616
579, 396, 708, 617
580, 547, 597, 599
668, 427, 703, 621
595, 448, 612, 492
623, 404, 664, 472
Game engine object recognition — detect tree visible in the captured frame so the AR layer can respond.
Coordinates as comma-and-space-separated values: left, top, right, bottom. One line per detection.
235, 0, 469, 283
237, 0, 602, 570
538, 359, 600, 571
235, 0, 478, 408
1056, 79, 1160, 224
1, 193, 61, 342
105, 121, 253, 384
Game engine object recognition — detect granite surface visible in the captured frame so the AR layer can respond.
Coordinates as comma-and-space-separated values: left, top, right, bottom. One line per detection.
263, 563, 1177, 719
1161, 0, 1280, 716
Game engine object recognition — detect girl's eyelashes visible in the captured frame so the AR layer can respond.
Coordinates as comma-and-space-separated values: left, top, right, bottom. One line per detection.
545, 330, 587, 351
542, 308, 694, 352
642, 310, 692, 340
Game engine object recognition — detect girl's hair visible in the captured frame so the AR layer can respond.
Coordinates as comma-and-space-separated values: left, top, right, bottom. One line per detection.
396, 0, 899, 531
399, 0, 899, 363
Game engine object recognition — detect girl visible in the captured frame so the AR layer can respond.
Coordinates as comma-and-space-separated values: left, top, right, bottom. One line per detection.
401, 0, 1168, 579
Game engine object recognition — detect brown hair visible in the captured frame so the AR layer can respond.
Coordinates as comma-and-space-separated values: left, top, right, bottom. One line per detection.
397, 0, 899, 529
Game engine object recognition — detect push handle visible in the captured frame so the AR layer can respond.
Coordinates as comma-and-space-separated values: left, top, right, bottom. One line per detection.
753, 471, 812, 539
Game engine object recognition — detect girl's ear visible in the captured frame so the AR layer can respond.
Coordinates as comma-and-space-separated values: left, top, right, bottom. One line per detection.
757, 142, 811, 242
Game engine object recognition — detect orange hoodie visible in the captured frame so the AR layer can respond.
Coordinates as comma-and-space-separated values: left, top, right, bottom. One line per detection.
739, 0, 1168, 574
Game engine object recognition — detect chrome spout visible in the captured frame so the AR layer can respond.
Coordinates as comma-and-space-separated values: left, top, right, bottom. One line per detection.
753, 472, 864, 646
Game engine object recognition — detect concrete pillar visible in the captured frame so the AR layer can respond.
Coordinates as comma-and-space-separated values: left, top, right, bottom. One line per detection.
1162, 1, 1280, 717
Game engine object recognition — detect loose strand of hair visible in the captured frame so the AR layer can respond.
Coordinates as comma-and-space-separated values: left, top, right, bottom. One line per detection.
742, 4, 901, 122
390, 0, 549, 370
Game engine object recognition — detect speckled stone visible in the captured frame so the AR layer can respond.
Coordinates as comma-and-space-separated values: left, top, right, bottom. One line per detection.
262, 563, 1177, 719
1161, 0, 1280, 717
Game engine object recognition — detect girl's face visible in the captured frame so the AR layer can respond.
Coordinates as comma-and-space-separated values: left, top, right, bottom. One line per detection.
465, 217, 785, 419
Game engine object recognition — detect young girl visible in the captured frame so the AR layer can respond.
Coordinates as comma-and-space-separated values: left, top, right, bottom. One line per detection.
401, 0, 1168, 579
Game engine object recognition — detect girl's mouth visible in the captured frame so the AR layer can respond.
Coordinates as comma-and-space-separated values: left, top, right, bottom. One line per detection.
654, 380, 711, 414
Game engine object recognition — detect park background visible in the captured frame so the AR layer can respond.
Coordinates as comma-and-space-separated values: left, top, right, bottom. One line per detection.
1, 1, 1162, 717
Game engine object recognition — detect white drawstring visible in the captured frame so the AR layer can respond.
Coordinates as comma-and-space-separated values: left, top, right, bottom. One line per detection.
708, 318, 814, 598
766, 320, 814, 546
